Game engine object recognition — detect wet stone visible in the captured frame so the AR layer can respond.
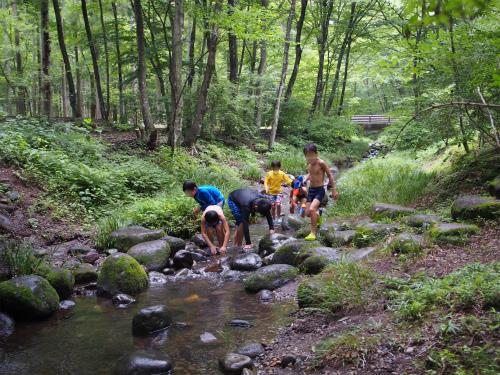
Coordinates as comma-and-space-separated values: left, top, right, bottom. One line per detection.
229, 319, 252, 328
112, 293, 136, 309
132, 305, 172, 337
172, 250, 194, 270
200, 332, 217, 344
59, 300, 76, 310
237, 342, 264, 358
230, 253, 262, 271
258, 290, 274, 303
219, 353, 253, 375
149, 271, 169, 286
115, 350, 173, 375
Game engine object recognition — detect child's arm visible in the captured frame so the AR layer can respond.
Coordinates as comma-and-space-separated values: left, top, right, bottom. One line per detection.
200, 218, 217, 254
322, 161, 338, 199
282, 172, 293, 186
264, 173, 270, 193
221, 215, 230, 253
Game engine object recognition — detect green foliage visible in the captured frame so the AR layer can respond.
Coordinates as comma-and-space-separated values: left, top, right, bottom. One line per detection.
389, 263, 500, 321
0, 237, 42, 277
330, 153, 434, 217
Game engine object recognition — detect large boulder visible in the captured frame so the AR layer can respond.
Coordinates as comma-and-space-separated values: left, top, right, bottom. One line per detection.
109, 226, 163, 252
172, 250, 194, 270
388, 233, 425, 256
73, 263, 98, 284
0, 275, 59, 319
97, 253, 148, 296
162, 235, 186, 254
429, 223, 480, 245
132, 305, 172, 336
230, 253, 262, 271
271, 240, 314, 266
0, 312, 14, 338
127, 240, 171, 272
372, 203, 415, 218
219, 353, 253, 375
115, 350, 173, 375
451, 195, 500, 221
344, 247, 377, 262
405, 214, 441, 228
244, 264, 299, 292
297, 247, 340, 275
258, 233, 294, 257
488, 177, 500, 199
321, 229, 356, 247
43, 268, 75, 299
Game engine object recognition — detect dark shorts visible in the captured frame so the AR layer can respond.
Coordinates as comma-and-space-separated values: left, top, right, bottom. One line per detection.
307, 186, 326, 203
227, 198, 242, 226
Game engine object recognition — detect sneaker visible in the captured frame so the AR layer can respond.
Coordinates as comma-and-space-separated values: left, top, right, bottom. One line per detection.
305, 233, 317, 241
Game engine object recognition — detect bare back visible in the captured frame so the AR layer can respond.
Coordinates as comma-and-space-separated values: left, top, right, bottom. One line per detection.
202, 205, 225, 220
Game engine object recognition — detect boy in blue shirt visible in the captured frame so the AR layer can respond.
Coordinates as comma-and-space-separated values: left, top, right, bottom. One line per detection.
183, 181, 225, 215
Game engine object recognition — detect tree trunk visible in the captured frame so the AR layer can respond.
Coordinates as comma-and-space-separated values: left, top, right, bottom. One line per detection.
187, 16, 196, 88
255, 0, 269, 130
98, 0, 110, 120
310, 0, 334, 116
268, 0, 296, 149
111, 2, 126, 123
284, 0, 307, 102
184, 1, 221, 147
133, 0, 155, 147
324, 1, 356, 114
169, 0, 184, 149
227, 0, 238, 83
75, 47, 83, 117
81, 0, 107, 121
336, 32, 352, 116
41, 0, 52, 117
13, 0, 26, 115
52, 0, 80, 118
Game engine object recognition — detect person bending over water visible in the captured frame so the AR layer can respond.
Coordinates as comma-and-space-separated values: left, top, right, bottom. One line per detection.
201, 205, 230, 255
183, 181, 225, 215
227, 188, 274, 250
303, 143, 339, 241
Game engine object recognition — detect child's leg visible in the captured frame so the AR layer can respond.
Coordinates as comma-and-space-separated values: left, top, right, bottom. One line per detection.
309, 199, 321, 235
271, 204, 276, 220
215, 223, 225, 246
290, 196, 297, 214
206, 227, 216, 244
299, 198, 306, 217
234, 224, 243, 246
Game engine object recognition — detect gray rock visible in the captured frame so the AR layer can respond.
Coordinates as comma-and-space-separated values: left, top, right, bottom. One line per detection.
0, 275, 59, 320
106, 249, 119, 256
229, 319, 252, 328
68, 243, 95, 255
59, 300, 76, 310
0, 213, 14, 233
258, 290, 274, 303
321, 230, 356, 247
297, 247, 340, 275
115, 350, 173, 375
262, 253, 274, 266
287, 214, 307, 230
191, 234, 208, 248
372, 203, 415, 218
200, 332, 217, 344
82, 251, 100, 265
230, 253, 262, 271
244, 264, 299, 292
73, 263, 98, 284
40, 268, 75, 300
149, 271, 168, 285
172, 250, 194, 270
272, 240, 313, 266
162, 268, 175, 275
222, 270, 244, 281
162, 236, 186, 253
405, 214, 441, 228
127, 240, 171, 272
280, 355, 297, 368
258, 233, 294, 256
429, 223, 480, 244
132, 305, 172, 336
219, 353, 253, 374
451, 195, 500, 221
344, 247, 377, 261
112, 293, 136, 308
6, 191, 21, 202
0, 312, 14, 338
237, 343, 264, 358
110, 226, 164, 252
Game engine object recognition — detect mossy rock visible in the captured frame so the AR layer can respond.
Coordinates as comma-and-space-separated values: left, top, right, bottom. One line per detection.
297, 247, 339, 275
405, 214, 441, 228
97, 253, 148, 296
388, 233, 424, 256
488, 177, 500, 199
161, 236, 186, 254
271, 240, 317, 266
287, 214, 307, 230
244, 264, 299, 292
451, 195, 500, 221
321, 229, 356, 247
109, 226, 164, 252
127, 240, 171, 272
294, 225, 311, 239
353, 223, 400, 248
43, 269, 75, 299
429, 223, 480, 245
258, 233, 294, 257
73, 263, 98, 284
0, 275, 60, 320
372, 203, 415, 219
300, 256, 331, 275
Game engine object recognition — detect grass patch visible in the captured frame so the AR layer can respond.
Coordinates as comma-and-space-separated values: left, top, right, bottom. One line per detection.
0, 237, 42, 278
329, 153, 435, 217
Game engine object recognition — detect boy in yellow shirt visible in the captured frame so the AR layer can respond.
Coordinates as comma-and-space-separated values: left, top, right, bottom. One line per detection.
264, 160, 293, 220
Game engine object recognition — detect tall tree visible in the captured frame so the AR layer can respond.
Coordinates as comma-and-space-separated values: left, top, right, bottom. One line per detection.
52, 0, 80, 118
254, 0, 269, 130
75, 47, 82, 117
184, 0, 221, 147
111, 2, 125, 123
41, 0, 52, 117
132, 0, 155, 147
169, 0, 184, 148
13, 0, 26, 115
268, 0, 296, 148
284, 0, 308, 102
81, 0, 107, 120
98, 0, 110, 120
227, 0, 238, 83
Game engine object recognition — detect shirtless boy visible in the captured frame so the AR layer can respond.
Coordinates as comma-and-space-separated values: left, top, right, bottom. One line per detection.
303, 143, 339, 241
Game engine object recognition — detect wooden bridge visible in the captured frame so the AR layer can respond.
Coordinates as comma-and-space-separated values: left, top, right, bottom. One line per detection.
351, 115, 393, 130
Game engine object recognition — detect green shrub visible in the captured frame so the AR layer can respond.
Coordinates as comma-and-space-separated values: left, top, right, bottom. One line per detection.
0, 237, 42, 277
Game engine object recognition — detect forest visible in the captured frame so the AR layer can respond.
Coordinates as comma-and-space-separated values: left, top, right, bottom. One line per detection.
0, 0, 498, 374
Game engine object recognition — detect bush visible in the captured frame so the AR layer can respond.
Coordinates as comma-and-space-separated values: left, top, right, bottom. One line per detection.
0, 237, 42, 277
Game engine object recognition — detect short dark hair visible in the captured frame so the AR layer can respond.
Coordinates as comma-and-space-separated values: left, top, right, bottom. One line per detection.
271, 160, 281, 168
254, 198, 271, 215
205, 210, 219, 224
183, 181, 197, 192
303, 143, 318, 155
